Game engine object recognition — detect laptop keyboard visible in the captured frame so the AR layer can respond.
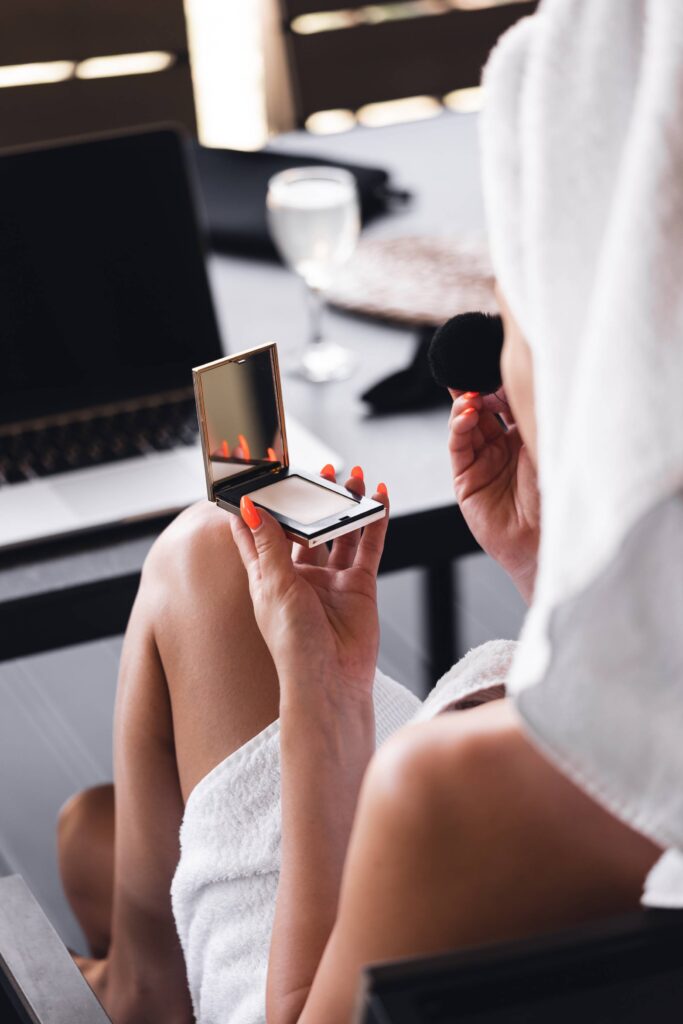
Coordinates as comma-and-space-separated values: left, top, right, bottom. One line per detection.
0, 398, 199, 485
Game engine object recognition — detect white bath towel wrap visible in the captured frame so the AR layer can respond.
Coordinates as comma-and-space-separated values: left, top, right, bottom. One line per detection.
480, 1, 683, 899
171, 641, 516, 1024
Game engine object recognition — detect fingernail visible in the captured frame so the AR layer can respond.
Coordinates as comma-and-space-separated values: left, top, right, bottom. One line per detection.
377, 482, 388, 496
463, 391, 480, 399
462, 406, 478, 416
240, 495, 261, 530
351, 465, 364, 480
321, 463, 335, 480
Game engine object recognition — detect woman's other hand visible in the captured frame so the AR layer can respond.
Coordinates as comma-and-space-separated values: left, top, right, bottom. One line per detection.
230, 468, 389, 706
449, 389, 540, 602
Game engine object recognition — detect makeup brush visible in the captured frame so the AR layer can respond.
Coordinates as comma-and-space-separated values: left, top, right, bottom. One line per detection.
428, 312, 504, 394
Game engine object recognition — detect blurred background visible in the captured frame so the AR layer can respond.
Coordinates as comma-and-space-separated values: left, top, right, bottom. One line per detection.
0, 0, 534, 952
0, 0, 536, 150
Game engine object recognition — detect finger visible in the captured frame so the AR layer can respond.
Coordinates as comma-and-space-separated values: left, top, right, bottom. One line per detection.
448, 391, 483, 426
448, 405, 482, 475
327, 465, 367, 568
448, 388, 482, 404
344, 465, 366, 499
328, 526, 361, 570
238, 496, 297, 597
477, 407, 507, 443
449, 405, 481, 448
328, 536, 360, 570
354, 485, 390, 578
320, 462, 365, 497
294, 538, 329, 567
230, 513, 261, 588
481, 387, 514, 428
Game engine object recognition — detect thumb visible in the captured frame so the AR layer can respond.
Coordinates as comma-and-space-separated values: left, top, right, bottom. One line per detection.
239, 496, 296, 596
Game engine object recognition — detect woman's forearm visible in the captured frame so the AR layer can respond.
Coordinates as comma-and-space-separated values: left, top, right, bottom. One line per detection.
266, 686, 375, 1024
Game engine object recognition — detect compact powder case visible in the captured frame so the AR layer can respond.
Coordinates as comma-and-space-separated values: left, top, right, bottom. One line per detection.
193, 343, 386, 548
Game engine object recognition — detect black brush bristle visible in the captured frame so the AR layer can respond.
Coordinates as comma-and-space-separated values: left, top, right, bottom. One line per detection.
428, 312, 504, 393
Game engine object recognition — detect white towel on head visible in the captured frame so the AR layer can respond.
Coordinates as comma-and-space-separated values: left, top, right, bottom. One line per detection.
480, 1, 683, 899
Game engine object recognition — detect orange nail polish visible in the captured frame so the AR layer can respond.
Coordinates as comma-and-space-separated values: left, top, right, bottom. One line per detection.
463, 407, 477, 416
351, 465, 364, 480
237, 434, 251, 460
321, 463, 335, 480
377, 482, 388, 496
463, 391, 480, 399
240, 495, 261, 530
267, 447, 277, 462
221, 439, 230, 457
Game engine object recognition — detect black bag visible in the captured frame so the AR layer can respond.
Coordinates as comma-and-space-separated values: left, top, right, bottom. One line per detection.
189, 141, 408, 261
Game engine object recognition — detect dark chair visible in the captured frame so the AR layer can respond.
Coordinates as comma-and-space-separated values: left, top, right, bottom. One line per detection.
4, 871, 683, 1023
357, 909, 683, 1022
278, 0, 538, 127
0, 875, 110, 1023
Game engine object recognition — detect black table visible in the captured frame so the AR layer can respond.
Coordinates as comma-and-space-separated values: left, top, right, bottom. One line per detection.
0, 112, 485, 681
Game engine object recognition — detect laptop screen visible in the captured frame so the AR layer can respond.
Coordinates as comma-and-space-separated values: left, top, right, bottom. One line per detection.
0, 128, 223, 426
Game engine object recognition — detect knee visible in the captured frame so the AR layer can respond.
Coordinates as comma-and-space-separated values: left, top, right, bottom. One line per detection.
58, 785, 114, 884
142, 501, 245, 598
58, 784, 113, 839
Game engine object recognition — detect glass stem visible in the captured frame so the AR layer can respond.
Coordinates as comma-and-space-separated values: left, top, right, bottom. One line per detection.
307, 285, 325, 347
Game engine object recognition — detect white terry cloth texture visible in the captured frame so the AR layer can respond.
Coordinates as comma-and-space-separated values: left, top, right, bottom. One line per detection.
480, 1, 683, 900
171, 641, 516, 1024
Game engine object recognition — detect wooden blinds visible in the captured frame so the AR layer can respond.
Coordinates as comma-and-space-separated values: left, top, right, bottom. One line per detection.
279, 0, 538, 124
0, 0, 195, 150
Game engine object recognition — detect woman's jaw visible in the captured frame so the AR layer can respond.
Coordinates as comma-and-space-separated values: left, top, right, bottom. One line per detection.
498, 286, 538, 467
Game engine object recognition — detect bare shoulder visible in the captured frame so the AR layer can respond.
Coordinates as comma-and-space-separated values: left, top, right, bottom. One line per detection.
361, 697, 658, 890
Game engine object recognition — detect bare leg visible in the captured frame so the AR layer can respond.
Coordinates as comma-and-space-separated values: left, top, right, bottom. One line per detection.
59, 502, 280, 1023
58, 784, 114, 958
146, 502, 280, 801
301, 700, 661, 1022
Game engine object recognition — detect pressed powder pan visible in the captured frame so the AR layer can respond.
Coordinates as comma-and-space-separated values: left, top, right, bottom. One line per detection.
193, 343, 385, 548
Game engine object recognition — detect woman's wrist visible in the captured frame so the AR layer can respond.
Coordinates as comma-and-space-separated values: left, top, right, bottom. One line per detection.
280, 673, 375, 765
482, 524, 539, 606
280, 675, 375, 727
507, 560, 537, 604
493, 548, 537, 604
278, 655, 376, 707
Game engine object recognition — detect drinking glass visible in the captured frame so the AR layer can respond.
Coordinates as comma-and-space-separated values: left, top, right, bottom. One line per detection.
266, 166, 360, 382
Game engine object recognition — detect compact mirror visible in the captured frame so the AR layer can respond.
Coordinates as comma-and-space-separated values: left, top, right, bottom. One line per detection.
193, 343, 386, 548
194, 345, 286, 493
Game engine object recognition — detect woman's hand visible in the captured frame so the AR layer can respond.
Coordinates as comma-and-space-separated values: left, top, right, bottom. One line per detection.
230, 468, 389, 706
449, 389, 540, 602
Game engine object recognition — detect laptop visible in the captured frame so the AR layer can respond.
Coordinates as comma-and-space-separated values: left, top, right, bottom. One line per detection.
0, 129, 337, 552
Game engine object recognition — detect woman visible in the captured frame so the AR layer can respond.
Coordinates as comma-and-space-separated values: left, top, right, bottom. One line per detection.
58, 2, 683, 1022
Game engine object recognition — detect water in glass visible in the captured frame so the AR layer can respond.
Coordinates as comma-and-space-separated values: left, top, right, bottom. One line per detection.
267, 167, 360, 382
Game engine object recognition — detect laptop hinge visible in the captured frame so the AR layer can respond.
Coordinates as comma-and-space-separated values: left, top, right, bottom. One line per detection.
0, 387, 195, 437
